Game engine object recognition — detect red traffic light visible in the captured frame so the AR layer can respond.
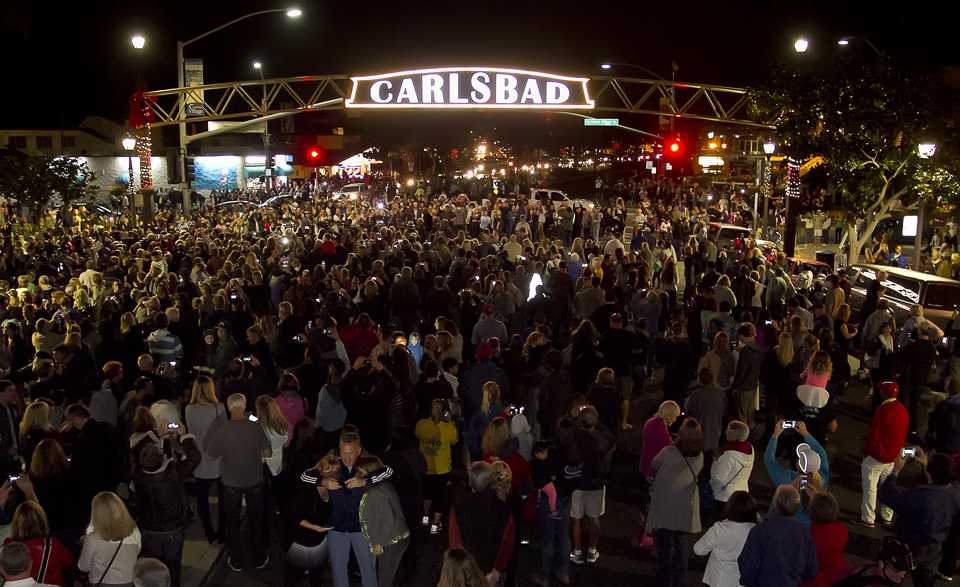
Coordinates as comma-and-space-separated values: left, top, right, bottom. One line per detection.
309, 149, 320, 159
669, 139, 681, 153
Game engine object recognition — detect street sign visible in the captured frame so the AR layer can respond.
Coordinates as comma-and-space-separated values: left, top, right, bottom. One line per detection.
584, 118, 619, 126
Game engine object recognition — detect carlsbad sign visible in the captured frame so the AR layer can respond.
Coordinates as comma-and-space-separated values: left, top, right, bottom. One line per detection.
345, 67, 594, 110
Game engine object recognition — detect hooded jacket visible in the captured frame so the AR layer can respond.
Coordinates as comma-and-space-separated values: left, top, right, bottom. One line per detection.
132, 434, 201, 531
358, 467, 410, 548
710, 441, 755, 502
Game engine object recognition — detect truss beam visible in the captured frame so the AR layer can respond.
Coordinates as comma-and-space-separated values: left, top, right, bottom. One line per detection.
142, 74, 773, 129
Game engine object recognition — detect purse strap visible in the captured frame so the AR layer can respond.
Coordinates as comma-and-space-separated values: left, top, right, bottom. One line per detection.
720, 463, 746, 492
37, 537, 51, 581
97, 539, 123, 586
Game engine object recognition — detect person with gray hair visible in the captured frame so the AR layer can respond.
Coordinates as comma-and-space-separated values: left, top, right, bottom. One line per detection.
449, 460, 515, 586
134, 558, 171, 587
709, 420, 755, 516
737, 485, 818, 587
0, 541, 54, 586
204, 392, 271, 573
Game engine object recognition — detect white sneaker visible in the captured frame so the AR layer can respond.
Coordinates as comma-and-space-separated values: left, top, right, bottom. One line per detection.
569, 550, 584, 565
587, 548, 600, 563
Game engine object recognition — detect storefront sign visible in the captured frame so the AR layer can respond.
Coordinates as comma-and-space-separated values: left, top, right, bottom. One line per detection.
345, 67, 594, 109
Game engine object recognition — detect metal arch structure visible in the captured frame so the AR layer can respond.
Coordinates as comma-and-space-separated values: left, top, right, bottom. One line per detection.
588, 75, 772, 129
141, 73, 774, 130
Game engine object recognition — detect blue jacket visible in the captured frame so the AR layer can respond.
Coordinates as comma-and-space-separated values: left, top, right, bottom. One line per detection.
738, 513, 818, 587
879, 474, 960, 546
328, 462, 364, 533
764, 433, 829, 524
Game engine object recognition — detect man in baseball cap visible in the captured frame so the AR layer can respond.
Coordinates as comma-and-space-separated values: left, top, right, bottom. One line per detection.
857, 381, 909, 529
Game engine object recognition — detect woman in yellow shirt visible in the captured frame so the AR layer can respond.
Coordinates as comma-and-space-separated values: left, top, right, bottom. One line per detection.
415, 399, 459, 534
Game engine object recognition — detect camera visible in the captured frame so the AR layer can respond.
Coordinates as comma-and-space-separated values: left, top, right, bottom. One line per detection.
901, 446, 917, 458
167, 421, 179, 430
782, 420, 796, 429
242, 356, 253, 363
248, 414, 259, 422
8, 474, 19, 483
799, 473, 809, 491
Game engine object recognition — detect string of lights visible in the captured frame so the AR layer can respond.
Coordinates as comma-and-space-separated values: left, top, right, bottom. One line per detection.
786, 157, 801, 199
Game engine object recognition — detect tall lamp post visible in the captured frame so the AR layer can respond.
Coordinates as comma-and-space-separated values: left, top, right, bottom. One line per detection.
174, 7, 302, 209
121, 135, 137, 201
252, 61, 272, 190
914, 142, 938, 269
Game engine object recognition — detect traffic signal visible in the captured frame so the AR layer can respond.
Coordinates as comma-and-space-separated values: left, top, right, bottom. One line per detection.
667, 137, 682, 155
303, 146, 323, 166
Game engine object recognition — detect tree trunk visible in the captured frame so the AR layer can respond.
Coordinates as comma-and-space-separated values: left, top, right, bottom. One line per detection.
846, 199, 891, 266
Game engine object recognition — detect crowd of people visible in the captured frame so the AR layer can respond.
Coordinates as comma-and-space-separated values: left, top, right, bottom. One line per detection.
0, 174, 955, 587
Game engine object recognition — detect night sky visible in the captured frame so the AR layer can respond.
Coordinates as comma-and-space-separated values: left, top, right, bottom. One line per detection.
2, 0, 956, 144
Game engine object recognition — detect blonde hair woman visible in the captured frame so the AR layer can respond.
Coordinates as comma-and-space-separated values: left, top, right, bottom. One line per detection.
78, 492, 141, 586
185, 376, 226, 543
437, 547, 487, 587
698, 332, 736, 389
19, 400, 52, 466
640, 401, 682, 478
481, 417, 512, 460
255, 395, 289, 479
468, 382, 503, 459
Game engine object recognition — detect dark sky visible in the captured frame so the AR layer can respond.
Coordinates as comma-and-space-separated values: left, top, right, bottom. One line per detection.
2, 0, 956, 143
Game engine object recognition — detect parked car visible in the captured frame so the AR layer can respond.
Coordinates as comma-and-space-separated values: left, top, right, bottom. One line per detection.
708, 222, 753, 248
332, 183, 366, 201
844, 264, 960, 329
528, 188, 593, 211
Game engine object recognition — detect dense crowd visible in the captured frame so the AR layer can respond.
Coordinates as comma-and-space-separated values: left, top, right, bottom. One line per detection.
0, 177, 956, 587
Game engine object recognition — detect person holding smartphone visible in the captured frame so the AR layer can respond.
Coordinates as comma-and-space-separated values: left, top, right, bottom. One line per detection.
857, 381, 909, 529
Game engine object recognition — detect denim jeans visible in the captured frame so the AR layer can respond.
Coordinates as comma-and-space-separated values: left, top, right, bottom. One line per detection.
655, 529, 691, 587
192, 477, 225, 540
538, 494, 571, 580
141, 528, 185, 587
328, 530, 376, 587
222, 483, 267, 569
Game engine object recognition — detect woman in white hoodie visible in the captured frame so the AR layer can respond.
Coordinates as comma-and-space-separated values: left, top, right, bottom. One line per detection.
709, 421, 755, 518
693, 491, 757, 587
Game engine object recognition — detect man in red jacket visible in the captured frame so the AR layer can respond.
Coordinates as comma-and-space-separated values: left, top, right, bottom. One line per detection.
858, 381, 910, 528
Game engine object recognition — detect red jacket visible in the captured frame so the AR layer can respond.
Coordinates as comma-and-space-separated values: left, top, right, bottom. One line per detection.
4, 536, 74, 587
864, 398, 909, 463
800, 521, 849, 587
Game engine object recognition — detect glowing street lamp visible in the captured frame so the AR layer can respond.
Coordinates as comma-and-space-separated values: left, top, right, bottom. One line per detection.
172, 6, 304, 211
131, 35, 146, 49
252, 61, 262, 70
763, 141, 777, 155
794, 37, 809, 53
918, 143, 937, 159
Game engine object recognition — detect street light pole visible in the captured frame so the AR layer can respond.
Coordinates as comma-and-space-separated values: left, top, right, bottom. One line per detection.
253, 62, 272, 190
174, 7, 301, 211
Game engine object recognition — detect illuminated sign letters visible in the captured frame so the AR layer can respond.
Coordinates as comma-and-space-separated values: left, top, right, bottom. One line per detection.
345, 67, 594, 110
